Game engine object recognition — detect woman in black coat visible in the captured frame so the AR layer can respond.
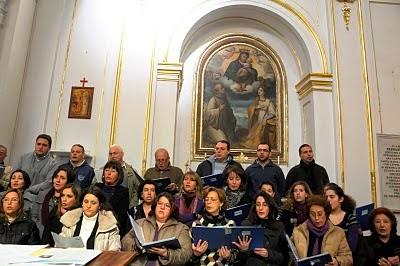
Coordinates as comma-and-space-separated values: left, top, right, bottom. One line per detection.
235, 191, 288, 266
355, 207, 400, 266
0, 188, 40, 244
95, 160, 129, 236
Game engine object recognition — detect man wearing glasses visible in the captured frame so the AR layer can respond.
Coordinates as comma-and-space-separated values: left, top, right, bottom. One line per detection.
245, 142, 285, 199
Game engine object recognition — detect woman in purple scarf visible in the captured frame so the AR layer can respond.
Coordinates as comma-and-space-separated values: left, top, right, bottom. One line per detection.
291, 195, 353, 266
174, 171, 204, 227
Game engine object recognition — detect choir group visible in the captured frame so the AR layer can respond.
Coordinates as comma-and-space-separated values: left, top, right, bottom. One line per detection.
0, 136, 399, 266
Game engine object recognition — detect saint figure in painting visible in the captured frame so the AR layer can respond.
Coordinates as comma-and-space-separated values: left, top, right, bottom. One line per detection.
204, 82, 237, 144
242, 86, 277, 148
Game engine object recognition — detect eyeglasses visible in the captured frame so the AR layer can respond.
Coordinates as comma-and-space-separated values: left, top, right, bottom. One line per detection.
157, 202, 171, 208
310, 212, 325, 218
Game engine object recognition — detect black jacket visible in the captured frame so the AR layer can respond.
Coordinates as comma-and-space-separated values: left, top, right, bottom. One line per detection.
355, 234, 400, 266
285, 160, 329, 195
0, 213, 40, 244
239, 218, 289, 266
196, 154, 242, 177
41, 214, 63, 246
95, 183, 130, 236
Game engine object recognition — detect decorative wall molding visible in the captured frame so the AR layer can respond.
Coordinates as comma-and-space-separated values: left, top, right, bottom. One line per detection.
295, 73, 333, 100
156, 62, 183, 91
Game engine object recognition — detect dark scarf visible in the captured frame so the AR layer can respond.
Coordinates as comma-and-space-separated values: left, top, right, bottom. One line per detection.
41, 188, 57, 226
224, 187, 245, 208
201, 211, 227, 226
307, 220, 329, 255
294, 201, 308, 225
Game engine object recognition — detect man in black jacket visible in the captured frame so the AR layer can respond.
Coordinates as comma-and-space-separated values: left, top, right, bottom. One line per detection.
196, 140, 242, 177
285, 144, 329, 195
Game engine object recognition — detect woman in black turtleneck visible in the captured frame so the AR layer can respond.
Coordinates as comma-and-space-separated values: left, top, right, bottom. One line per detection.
238, 191, 288, 266
95, 160, 129, 236
277, 181, 312, 236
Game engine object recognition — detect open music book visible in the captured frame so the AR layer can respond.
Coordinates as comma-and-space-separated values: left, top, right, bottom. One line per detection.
285, 234, 332, 266
129, 214, 181, 251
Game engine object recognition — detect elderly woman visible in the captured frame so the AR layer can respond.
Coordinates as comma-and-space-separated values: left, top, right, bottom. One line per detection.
175, 171, 204, 227
60, 186, 120, 250
188, 187, 238, 266
278, 181, 312, 236
122, 192, 193, 265
41, 184, 81, 246
30, 166, 75, 234
325, 182, 360, 253
0, 188, 40, 244
129, 179, 158, 220
222, 165, 249, 209
235, 191, 288, 266
291, 195, 352, 266
95, 160, 129, 236
355, 207, 400, 266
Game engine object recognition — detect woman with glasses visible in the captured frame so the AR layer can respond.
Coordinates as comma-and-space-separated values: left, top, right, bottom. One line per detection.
291, 195, 352, 266
188, 187, 238, 266
355, 207, 400, 266
175, 171, 204, 227
59, 186, 120, 250
0, 188, 40, 244
122, 192, 193, 265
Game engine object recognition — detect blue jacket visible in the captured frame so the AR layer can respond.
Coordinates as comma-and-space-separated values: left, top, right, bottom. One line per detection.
60, 160, 95, 189
245, 159, 285, 198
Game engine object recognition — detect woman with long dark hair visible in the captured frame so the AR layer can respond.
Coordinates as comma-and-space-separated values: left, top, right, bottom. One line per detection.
324, 182, 361, 253
235, 191, 288, 266
59, 186, 120, 250
278, 181, 312, 236
41, 184, 80, 246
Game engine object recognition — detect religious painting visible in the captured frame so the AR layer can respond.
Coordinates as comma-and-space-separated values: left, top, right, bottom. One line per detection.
194, 34, 287, 162
68, 86, 94, 119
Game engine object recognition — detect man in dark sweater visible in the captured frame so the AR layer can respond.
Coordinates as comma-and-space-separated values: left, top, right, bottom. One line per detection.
245, 143, 285, 199
285, 144, 329, 195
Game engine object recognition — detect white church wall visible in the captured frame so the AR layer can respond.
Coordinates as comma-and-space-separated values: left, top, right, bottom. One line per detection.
0, 0, 36, 163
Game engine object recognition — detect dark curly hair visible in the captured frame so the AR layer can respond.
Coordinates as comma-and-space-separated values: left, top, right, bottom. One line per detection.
149, 192, 178, 220
369, 207, 397, 236
247, 191, 278, 223
324, 182, 356, 214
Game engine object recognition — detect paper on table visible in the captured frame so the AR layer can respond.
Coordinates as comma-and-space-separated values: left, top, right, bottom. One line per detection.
51, 232, 85, 248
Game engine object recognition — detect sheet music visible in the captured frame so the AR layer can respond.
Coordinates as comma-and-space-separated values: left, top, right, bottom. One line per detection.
51, 232, 85, 248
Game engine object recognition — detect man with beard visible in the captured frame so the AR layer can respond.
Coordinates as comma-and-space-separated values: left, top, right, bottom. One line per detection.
285, 144, 329, 195
245, 143, 285, 199
204, 82, 236, 144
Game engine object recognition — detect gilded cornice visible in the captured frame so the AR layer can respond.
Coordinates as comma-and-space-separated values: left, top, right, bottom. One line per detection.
295, 73, 333, 100
156, 62, 183, 91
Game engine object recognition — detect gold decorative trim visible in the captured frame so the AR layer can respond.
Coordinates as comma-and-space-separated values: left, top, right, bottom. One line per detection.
357, 0, 377, 205
330, 0, 346, 189
270, 0, 328, 73
141, 39, 157, 176
54, 0, 78, 148
337, 0, 357, 30
156, 62, 183, 91
295, 73, 333, 100
108, 29, 125, 146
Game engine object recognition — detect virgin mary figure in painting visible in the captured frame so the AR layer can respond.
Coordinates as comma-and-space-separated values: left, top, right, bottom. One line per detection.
242, 85, 277, 148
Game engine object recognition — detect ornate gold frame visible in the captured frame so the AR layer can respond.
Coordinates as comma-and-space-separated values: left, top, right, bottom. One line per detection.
193, 34, 288, 163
